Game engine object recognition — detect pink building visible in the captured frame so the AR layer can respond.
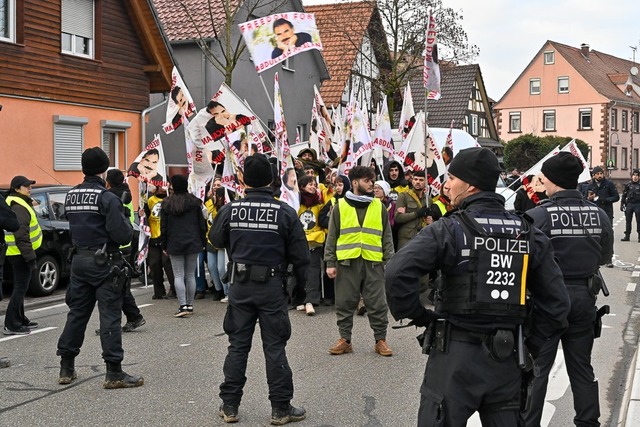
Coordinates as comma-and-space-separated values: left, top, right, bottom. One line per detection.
495, 40, 640, 186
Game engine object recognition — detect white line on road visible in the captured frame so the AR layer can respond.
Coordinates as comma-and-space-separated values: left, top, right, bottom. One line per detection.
0, 326, 57, 342
137, 304, 153, 308
628, 283, 637, 292
31, 303, 67, 312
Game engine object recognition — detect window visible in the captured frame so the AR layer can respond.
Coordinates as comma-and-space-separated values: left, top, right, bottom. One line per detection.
543, 110, 556, 131
61, 0, 94, 58
635, 149, 639, 170
611, 147, 618, 168
509, 112, 521, 132
101, 120, 131, 168
529, 79, 541, 95
579, 108, 592, 130
544, 51, 555, 64
622, 110, 628, 131
0, 0, 15, 42
558, 77, 569, 93
634, 112, 639, 133
622, 147, 628, 169
470, 114, 478, 136
53, 115, 88, 170
611, 108, 618, 130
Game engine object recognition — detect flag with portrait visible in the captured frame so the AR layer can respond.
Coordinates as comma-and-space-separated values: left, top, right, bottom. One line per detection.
163, 66, 196, 134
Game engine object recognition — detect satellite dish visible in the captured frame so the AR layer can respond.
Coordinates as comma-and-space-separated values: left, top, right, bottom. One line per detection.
632, 66, 639, 76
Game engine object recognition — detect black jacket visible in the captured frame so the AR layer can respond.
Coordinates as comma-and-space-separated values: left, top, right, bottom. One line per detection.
586, 178, 619, 219
0, 192, 19, 242
160, 193, 206, 255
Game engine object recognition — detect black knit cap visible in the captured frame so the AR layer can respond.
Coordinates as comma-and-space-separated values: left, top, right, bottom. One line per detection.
447, 147, 501, 191
592, 166, 604, 175
82, 147, 110, 175
541, 152, 583, 189
244, 154, 273, 188
170, 174, 189, 194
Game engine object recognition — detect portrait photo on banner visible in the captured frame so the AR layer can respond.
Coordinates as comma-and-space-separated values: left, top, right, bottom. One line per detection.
239, 12, 322, 73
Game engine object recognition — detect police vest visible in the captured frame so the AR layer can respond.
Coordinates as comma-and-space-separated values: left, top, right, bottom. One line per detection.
147, 195, 163, 239
5, 195, 43, 256
436, 211, 530, 320
298, 202, 325, 245
336, 198, 384, 262
626, 182, 640, 203
64, 183, 109, 248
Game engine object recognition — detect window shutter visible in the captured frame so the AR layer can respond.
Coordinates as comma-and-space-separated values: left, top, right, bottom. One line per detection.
61, 0, 93, 38
54, 124, 83, 170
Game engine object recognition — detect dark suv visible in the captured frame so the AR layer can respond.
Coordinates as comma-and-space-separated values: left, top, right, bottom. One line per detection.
2, 185, 73, 296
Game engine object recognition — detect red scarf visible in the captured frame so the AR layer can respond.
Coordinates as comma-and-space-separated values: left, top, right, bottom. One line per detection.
300, 190, 322, 207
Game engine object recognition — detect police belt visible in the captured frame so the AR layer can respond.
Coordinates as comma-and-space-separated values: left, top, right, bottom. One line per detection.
75, 248, 122, 260
232, 263, 286, 283
448, 325, 487, 345
564, 277, 589, 286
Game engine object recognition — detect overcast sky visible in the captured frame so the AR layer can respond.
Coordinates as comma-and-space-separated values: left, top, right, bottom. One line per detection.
303, 0, 640, 101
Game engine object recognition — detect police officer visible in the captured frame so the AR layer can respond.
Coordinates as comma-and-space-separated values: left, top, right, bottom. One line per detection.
621, 169, 640, 242
385, 148, 570, 426
56, 147, 143, 389
523, 152, 613, 427
210, 154, 310, 425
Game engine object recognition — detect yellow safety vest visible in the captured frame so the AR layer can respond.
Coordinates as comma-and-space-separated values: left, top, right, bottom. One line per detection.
147, 195, 163, 239
297, 202, 326, 245
336, 198, 383, 261
5, 195, 43, 256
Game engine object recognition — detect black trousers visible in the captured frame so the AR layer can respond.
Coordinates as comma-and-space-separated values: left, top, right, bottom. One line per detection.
122, 283, 142, 323
57, 254, 124, 363
4, 256, 32, 330
418, 338, 522, 426
524, 285, 599, 427
625, 202, 640, 236
148, 244, 174, 297
219, 277, 293, 408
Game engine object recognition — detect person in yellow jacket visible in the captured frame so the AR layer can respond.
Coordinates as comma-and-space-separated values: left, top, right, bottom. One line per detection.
145, 185, 175, 299
324, 166, 395, 357
3, 175, 42, 335
295, 175, 329, 315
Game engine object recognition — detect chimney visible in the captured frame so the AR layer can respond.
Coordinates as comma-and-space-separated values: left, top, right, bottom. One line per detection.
581, 43, 590, 58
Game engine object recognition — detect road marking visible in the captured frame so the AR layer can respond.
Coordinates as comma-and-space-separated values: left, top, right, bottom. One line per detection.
137, 304, 153, 308
633, 272, 640, 278
31, 303, 67, 312
628, 283, 637, 292
0, 326, 57, 342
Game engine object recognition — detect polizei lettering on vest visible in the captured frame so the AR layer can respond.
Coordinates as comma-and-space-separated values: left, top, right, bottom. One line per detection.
231, 207, 279, 223
67, 191, 99, 206
473, 236, 529, 254
549, 211, 601, 228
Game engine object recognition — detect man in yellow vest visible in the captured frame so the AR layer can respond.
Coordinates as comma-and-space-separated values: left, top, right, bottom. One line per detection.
3, 175, 43, 335
324, 166, 395, 356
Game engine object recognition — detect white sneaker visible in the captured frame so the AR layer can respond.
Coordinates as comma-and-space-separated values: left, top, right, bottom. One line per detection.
305, 303, 315, 316
296, 305, 305, 311
220, 296, 229, 303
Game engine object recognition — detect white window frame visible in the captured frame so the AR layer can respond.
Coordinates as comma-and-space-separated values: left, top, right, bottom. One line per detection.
530, 78, 541, 95
470, 114, 478, 136
579, 108, 592, 130
622, 147, 628, 169
543, 110, 556, 131
0, 0, 15, 43
61, 0, 95, 59
622, 110, 628, 131
611, 108, 618, 130
53, 115, 89, 171
558, 77, 569, 94
509, 112, 521, 132
634, 112, 639, 133
544, 51, 555, 64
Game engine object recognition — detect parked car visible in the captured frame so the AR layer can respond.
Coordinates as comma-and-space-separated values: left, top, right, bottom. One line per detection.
2, 185, 73, 296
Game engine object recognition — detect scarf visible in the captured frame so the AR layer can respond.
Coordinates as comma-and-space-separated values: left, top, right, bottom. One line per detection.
345, 191, 374, 203
300, 190, 322, 207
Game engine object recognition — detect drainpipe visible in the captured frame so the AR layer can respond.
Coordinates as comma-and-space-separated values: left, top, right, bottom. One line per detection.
141, 97, 168, 150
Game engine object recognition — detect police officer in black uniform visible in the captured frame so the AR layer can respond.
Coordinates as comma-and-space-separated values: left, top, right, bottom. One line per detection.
210, 154, 310, 425
523, 152, 613, 427
385, 148, 570, 426
621, 169, 640, 242
56, 147, 143, 389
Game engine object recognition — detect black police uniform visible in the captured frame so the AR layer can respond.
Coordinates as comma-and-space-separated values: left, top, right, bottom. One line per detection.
523, 190, 613, 427
621, 178, 640, 241
586, 177, 619, 221
210, 187, 310, 411
57, 176, 133, 364
385, 192, 570, 427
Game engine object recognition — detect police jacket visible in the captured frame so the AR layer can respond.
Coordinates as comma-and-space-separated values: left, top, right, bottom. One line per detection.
65, 176, 132, 252
0, 192, 20, 252
586, 178, 619, 218
209, 187, 310, 285
526, 190, 613, 279
385, 192, 570, 341
622, 180, 640, 205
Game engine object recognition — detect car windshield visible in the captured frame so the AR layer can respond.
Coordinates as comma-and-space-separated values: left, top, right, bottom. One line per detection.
49, 192, 68, 221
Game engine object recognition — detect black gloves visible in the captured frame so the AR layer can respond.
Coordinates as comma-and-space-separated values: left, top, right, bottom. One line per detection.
416, 206, 429, 218
409, 308, 440, 327
621, 204, 626, 212
28, 260, 38, 273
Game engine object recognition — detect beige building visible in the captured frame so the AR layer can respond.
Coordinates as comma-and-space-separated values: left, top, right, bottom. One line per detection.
495, 40, 640, 186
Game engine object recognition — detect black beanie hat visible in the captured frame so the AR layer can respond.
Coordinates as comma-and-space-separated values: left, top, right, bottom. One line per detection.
244, 154, 273, 188
541, 152, 583, 189
170, 174, 189, 194
82, 147, 110, 176
592, 166, 604, 175
447, 147, 501, 191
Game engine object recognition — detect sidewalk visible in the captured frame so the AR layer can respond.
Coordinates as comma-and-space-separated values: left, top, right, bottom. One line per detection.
621, 339, 640, 426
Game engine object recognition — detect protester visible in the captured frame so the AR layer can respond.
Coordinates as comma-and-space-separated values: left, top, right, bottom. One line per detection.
145, 185, 175, 299
382, 161, 409, 202
394, 170, 431, 249
204, 185, 229, 301
513, 174, 547, 213
0, 191, 20, 350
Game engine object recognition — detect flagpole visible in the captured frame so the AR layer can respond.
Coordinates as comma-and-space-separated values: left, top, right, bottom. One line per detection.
259, 74, 274, 108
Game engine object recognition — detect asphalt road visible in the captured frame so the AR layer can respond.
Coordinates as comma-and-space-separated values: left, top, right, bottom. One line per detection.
1, 210, 639, 426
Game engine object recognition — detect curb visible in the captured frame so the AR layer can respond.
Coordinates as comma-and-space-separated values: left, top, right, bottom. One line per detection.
619, 345, 638, 426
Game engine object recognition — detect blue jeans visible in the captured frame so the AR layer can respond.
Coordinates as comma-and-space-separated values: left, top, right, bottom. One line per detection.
195, 251, 208, 293
209, 249, 229, 295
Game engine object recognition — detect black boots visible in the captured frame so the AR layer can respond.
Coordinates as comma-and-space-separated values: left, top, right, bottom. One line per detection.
622, 234, 630, 241
103, 361, 144, 389
58, 357, 77, 385
271, 404, 306, 425
219, 403, 239, 423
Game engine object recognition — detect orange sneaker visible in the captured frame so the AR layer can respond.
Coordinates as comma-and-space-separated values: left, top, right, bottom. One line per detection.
374, 339, 393, 357
328, 338, 353, 355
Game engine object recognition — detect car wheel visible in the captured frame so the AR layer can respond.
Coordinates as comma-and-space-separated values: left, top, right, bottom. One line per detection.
29, 255, 60, 297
